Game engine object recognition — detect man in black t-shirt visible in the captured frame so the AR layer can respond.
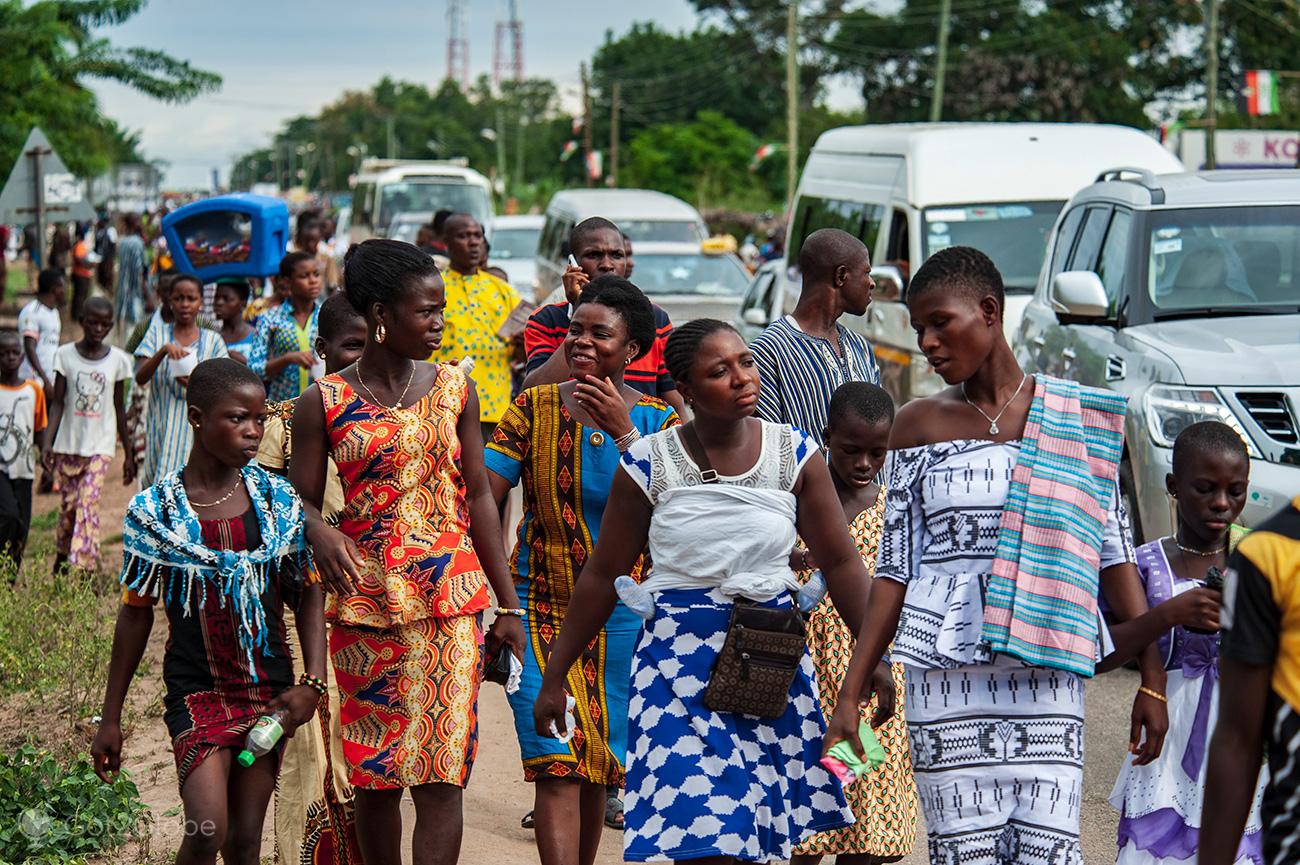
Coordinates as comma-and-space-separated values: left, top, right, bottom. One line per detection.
1202, 496, 1300, 865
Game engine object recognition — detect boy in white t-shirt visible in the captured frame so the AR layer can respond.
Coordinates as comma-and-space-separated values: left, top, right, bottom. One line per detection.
0, 330, 48, 570
41, 297, 132, 572
18, 268, 64, 390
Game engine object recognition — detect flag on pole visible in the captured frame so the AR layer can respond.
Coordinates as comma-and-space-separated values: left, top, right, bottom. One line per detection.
559, 140, 578, 162
1245, 70, 1280, 116
750, 143, 782, 172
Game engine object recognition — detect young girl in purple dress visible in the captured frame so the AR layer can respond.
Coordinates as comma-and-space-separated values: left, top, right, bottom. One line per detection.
1109, 420, 1262, 865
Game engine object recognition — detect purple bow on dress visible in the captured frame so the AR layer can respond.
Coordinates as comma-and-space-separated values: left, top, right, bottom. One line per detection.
1179, 636, 1219, 781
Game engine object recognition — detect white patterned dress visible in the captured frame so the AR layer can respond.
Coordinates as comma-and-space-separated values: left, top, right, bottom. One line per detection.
879, 439, 1134, 865
618, 421, 854, 863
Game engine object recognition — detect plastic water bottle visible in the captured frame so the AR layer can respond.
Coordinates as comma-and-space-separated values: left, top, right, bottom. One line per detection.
797, 570, 828, 614
236, 708, 289, 767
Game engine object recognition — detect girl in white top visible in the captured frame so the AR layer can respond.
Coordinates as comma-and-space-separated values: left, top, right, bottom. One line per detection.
42, 297, 134, 571
535, 319, 879, 865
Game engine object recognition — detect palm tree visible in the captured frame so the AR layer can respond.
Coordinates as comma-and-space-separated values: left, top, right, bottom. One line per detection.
0, 0, 221, 177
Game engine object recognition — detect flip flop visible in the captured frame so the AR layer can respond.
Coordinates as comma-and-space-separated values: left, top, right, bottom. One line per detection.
604, 794, 625, 830
521, 810, 535, 830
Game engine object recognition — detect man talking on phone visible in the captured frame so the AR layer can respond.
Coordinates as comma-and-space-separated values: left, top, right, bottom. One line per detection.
520, 217, 686, 417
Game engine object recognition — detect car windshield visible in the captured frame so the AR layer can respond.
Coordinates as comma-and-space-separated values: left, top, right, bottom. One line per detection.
378, 181, 491, 231
923, 202, 1063, 292
490, 227, 540, 260
619, 220, 705, 244
632, 253, 749, 297
388, 219, 422, 244
1146, 206, 1300, 315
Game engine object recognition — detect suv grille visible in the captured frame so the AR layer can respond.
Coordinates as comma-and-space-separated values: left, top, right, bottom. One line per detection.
1239, 392, 1298, 444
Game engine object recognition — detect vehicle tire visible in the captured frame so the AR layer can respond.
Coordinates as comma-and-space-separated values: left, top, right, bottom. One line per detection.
1119, 456, 1145, 547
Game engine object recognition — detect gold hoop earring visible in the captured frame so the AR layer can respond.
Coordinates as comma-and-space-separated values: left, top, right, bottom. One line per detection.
375, 322, 387, 344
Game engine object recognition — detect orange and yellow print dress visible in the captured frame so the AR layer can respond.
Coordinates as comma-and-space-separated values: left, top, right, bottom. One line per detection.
320, 364, 491, 791
794, 490, 920, 860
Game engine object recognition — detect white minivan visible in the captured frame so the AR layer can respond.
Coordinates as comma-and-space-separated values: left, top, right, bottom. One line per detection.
350, 158, 494, 243
759, 123, 1185, 403
535, 188, 709, 297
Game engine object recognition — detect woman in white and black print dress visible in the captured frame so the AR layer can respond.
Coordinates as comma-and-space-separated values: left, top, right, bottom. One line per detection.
823, 246, 1174, 865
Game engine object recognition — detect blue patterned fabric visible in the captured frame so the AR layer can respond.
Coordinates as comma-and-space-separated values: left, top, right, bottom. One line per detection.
121, 465, 310, 677
623, 588, 853, 863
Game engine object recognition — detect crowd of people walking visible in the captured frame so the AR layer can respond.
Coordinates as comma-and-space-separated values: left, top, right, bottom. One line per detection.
1, 201, 1270, 865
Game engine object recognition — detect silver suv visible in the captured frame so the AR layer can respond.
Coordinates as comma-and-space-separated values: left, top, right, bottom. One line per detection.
1017, 169, 1300, 542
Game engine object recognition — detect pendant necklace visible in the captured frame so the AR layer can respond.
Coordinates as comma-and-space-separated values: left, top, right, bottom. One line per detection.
961, 374, 1028, 436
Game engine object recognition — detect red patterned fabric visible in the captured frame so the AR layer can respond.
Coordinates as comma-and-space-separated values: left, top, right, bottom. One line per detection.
330, 615, 484, 789
318, 366, 490, 627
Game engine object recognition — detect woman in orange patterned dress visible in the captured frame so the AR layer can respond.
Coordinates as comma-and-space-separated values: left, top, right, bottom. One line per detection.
792, 382, 919, 865
290, 239, 525, 865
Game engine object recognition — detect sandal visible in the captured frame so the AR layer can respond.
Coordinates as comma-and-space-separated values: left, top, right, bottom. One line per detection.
604, 793, 625, 830
521, 810, 535, 830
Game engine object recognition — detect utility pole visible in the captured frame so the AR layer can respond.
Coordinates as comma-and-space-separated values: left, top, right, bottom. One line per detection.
386, 116, 397, 159
610, 80, 621, 187
581, 62, 594, 188
786, 2, 798, 215
1204, 0, 1220, 168
930, 0, 952, 122
495, 105, 508, 194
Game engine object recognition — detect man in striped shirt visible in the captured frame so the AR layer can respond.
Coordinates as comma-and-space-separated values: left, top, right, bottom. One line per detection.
521, 217, 686, 417
749, 228, 879, 445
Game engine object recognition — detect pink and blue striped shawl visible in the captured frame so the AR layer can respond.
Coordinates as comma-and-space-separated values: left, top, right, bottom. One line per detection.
980, 375, 1128, 677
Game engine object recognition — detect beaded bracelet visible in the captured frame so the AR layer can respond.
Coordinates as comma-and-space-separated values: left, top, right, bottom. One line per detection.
298, 673, 328, 698
1137, 685, 1168, 704
496, 607, 526, 617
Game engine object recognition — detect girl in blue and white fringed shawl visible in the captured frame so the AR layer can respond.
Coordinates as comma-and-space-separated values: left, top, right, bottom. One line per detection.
91, 357, 327, 865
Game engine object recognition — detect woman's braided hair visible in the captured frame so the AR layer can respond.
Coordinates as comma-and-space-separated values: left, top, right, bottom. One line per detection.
664, 318, 738, 385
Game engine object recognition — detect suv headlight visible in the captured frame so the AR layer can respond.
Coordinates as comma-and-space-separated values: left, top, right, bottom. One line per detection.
1143, 385, 1261, 458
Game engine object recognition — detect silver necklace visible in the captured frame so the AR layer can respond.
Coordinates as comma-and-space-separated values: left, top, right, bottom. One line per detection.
961, 374, 1028, 436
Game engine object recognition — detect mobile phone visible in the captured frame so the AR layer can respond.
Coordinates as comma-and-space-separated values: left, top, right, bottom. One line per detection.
567, 254, 579, 268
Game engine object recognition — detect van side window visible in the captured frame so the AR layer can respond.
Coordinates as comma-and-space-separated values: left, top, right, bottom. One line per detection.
1095, 209, 1133, 311
1049, 207, 1085, 278
789, 196, 885, 264
1068, 206, 1114, 272
886, 209, 909, 266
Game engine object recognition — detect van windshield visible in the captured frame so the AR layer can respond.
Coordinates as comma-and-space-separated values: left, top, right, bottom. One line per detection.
923, 202, 1062, 292
377, 181, 492, 232
1146, 205, 1300, 316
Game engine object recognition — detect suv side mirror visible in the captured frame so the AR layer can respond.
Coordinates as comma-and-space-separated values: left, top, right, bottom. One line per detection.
1051, 271, 1109, 318
870, 265, 904, 301
742, 307, 769, 327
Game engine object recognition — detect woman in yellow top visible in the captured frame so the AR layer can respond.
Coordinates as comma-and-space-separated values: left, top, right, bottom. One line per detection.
430, 213, 521, 438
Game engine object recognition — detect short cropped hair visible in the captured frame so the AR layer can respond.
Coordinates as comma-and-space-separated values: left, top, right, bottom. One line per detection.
187, 357, 265, 408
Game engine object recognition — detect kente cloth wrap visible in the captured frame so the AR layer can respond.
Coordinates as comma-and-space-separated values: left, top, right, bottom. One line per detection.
980, 375, 1127, 676
120, 465, 311, 679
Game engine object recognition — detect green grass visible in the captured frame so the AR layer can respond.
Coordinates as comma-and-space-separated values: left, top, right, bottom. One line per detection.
5, 263, 29, 305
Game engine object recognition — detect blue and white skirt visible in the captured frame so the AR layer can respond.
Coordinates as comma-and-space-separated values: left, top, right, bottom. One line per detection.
623, 587, 853, 863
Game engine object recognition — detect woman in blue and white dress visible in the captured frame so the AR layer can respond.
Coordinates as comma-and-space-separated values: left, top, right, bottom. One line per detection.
533, 318, 875, 864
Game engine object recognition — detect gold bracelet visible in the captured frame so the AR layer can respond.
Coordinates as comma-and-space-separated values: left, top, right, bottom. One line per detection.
1138, 686, 1168, 703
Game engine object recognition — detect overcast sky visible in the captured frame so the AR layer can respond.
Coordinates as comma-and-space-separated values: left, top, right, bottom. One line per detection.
89, 0, 708, 188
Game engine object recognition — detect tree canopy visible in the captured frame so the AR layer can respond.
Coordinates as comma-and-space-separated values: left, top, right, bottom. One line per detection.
0, 0, 220, 179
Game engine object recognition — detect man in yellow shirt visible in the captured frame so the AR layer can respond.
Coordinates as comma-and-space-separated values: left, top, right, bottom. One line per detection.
431, 212, 521, 439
